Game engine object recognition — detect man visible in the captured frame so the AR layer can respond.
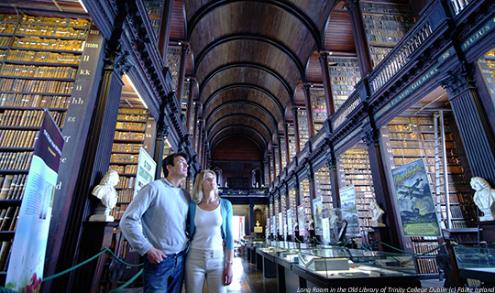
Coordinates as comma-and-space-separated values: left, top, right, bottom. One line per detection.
120, 153, 190, 293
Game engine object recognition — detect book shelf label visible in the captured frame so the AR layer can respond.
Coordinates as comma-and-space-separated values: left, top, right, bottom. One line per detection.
391, 159, 440, 236
133, 147, 156, 198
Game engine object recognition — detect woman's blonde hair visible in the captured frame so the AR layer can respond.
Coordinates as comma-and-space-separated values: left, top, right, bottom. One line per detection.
192, 169, 219, 203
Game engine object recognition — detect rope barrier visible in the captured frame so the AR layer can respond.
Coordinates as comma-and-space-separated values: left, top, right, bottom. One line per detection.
0, 247, 144, 293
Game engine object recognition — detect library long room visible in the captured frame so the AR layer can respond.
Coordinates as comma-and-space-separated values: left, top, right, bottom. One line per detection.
0, 0, 495, 292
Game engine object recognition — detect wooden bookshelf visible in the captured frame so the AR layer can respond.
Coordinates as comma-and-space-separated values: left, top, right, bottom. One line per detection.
337, 145, 376, 232
0, 13, 90, 282
328, 56, 360, 111
359, 0, 414, 68
287, 122, 297, 161
382, 114, 477, 276
166, 45, 181, 91
299, 179, 312, 228
309, 86, 327, 132
314, 165, 333, 210
288, 187, 297, 235
297, 107, 309, 150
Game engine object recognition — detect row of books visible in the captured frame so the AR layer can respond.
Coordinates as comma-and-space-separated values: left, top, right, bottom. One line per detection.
0, 24, 88, 39
110, 164, 138, 175
0, 79, 73, 94
0, 94, 69, 108
412, 241, 440, 255
114, 131, 145, 142
12, 37, 84, 52
0, 206, 19, 231
0, 151, 32, 170
297, 108, 309, 149
299, 179, 312, 224
338, 146, 376, 232
0, 64, 77, 79
117, 113, 148, 123
328, 57, 360, 111
118, 189, 134, 204
115, 121, 146, 132
0, 110, 65, 128
0, 14, 90, 29
111, 204, 128, 220
0, 130, 37, 148
0, 241, 11, 272
360, 0, 414, 67
110, 154, 139, 164
116, 177, 135, 189
112, 143, 141, 154
3, 49, 80, 65
416, 258, 439, 274
287, 123, 297, 159
0, 174, 27, 200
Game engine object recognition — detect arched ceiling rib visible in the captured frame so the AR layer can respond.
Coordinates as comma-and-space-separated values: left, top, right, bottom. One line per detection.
203, 86, 284, 122
201, 69, 291, 107
210, 126, 266, 150
208, 114, 272, 144
195, 40, 301, 87
183, 0, 338, 160
206, 102, 278, 131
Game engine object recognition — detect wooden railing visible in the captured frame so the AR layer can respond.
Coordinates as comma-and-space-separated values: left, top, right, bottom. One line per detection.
331, 90, 361, 131
450, 0, 472, 15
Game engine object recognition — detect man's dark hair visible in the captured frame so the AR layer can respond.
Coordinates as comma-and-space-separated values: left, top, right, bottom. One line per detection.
162, 152, 188, 177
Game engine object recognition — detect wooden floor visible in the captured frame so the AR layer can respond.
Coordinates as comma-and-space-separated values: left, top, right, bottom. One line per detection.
119, 256, 277, 293
227, 256, 277, 293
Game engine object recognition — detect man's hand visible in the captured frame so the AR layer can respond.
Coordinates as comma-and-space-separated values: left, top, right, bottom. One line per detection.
223, 262, 233, 285
146, 247, 165, 264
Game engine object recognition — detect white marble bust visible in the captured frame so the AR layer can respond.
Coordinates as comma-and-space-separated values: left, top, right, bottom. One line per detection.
370, 199, 385, 227
89, 169, 120, 222
471, 177, 495, 221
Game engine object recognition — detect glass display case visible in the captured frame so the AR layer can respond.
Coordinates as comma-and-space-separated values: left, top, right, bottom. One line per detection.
454, 245, 495, 287
295, 247, 417, 279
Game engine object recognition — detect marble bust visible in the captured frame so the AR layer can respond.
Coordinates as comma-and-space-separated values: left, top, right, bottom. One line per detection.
89, 170, 120, 222
370, 199, 386, 227
470, 177, 495, 221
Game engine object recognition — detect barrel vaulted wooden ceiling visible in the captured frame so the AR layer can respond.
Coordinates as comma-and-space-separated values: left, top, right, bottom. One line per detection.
173, 0, 356, 158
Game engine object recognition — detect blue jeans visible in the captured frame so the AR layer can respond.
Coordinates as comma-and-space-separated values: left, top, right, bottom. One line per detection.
143, 253, 185, 293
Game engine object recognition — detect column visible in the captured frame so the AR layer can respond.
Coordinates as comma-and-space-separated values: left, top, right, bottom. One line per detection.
284, 121, 291, 163
292, 106, 301, 153
65, 36, 129, 291
153, 97, 171, 178
326, 148, 341, 208
362, 123, 403, 249
158, 0, 174, 62
249, 203, 255, 234
192, 103, 200, 152
346, 0, 373, 76
176, 42, 189, 107
319, 51, 336, 115
303, 83, 315, 137
185, 77, 196, 130
442, 71, 495, 185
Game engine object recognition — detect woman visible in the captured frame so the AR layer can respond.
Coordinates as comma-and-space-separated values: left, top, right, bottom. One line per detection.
186, 170, 234, 293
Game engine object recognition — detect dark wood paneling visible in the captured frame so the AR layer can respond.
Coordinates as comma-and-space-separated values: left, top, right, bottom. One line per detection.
324, 9, 356, 53
212, 136, 262, 161
195, 39, 301, 88
204, 87, 284, 123
305, 51, 323, 83
170, 0, 186, 40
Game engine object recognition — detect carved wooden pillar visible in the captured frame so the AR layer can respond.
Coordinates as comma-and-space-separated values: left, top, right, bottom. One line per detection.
284, 121, 291, 163
185, 77, 196, 130
158, 0, 174, 62
176, 42, 189, 108
363, 124, 403, 249
192, 103, 200, 153
319, 51, 336, 115
303, 83, 315, 137
346, 0, 373, 76
326, 146, 341, 208
292, 106, 301, 153
65, 32, 131, 293
153, 95, 171, 178
442, 70, 495, 185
